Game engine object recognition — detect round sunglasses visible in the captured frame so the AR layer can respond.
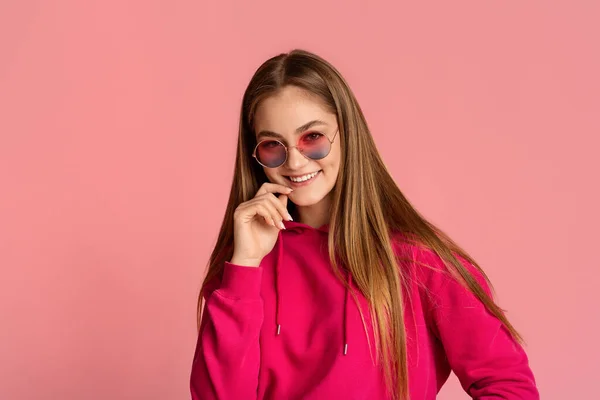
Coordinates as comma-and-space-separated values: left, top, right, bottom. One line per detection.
252, 127, 339, 169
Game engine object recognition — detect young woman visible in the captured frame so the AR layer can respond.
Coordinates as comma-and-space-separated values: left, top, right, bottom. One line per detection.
190, 49, 539, 399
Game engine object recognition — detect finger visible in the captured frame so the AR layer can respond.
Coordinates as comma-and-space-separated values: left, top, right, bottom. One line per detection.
264, 193, 293, 221
277, 194, 289, 214
240, 193, 290, 227
255, 203, 286, 230
252, 203, 277, 228
237, 201, 274, 226
256, 182, 293, 197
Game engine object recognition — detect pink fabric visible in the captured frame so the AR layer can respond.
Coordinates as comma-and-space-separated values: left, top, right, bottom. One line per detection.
190, 221, 538, 399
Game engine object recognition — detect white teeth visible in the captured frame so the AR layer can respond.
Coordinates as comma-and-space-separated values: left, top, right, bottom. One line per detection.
289, 171, 319, 182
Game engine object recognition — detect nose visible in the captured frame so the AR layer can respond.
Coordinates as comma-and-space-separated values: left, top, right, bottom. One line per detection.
285, 146, 309, 170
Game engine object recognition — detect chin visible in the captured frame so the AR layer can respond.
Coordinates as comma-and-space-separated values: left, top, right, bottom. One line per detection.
289, 191, 330, 207
290, 197, 321, 207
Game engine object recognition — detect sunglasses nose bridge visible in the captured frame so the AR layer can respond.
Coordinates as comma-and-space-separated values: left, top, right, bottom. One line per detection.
284, 144, 310, 167
285, 142, 308, 156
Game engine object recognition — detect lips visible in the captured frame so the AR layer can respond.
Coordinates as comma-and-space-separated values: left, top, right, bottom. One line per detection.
285, 170, 322, 182
284, 170, 322, 186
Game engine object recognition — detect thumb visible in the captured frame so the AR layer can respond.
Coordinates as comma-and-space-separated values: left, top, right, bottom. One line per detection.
278, 193, 288, 209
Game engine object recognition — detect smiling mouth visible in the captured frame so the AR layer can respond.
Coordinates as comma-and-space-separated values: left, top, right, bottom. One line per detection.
284, 170, 322, 183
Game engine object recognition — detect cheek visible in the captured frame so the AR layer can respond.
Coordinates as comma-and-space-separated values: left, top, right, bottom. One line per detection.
263, 168, 275, 181
264, 168, 283, 182
324, 147, 341, 171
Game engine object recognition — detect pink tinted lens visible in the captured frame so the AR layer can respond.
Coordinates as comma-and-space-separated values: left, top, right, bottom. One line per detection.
256, 140, 286, 167
298, 132, 330, 159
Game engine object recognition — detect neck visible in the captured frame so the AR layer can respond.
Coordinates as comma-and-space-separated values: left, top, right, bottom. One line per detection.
293, 193, 333, 229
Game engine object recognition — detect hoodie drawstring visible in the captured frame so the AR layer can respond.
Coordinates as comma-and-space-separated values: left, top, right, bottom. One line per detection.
274, 226, 351, 356
343, 270, 351, 355
275, 230, 284, 336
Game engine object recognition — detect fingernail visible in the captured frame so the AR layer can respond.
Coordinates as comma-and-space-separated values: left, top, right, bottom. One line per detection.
287, 213, 293, 221
279, 221, 286, 229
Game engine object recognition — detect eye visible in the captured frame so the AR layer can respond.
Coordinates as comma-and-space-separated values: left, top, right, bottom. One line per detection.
304, 132, 324, 141
261, 140, 282, 149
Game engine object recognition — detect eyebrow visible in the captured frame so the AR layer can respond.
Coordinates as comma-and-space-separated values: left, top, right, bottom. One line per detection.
256, 119, 329, 141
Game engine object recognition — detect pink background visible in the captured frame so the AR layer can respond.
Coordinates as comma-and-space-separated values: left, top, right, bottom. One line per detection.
1, 1, 598, 399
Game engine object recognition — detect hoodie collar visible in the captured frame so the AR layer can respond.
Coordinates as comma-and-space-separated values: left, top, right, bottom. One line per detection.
282, 220, 329, 233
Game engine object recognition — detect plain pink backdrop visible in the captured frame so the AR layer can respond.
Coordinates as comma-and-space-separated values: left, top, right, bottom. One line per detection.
1, 1, 598, 399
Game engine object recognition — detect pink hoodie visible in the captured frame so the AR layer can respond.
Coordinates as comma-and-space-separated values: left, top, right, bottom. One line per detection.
190, 221, 538, 399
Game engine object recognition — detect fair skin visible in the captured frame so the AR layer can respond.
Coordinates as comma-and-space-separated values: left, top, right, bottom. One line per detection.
230, 86, 341, 267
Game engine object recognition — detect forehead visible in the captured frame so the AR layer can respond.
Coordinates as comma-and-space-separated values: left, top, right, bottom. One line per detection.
253, 86, 333, 137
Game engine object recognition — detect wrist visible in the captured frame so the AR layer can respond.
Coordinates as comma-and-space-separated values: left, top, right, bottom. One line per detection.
229, 255, 262, 267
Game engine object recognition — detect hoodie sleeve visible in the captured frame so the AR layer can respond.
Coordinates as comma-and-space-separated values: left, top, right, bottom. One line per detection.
190, 262, 264, 400
416, 248, 539, 399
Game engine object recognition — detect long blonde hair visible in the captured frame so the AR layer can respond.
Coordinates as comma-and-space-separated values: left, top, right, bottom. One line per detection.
197, 49, 522, 400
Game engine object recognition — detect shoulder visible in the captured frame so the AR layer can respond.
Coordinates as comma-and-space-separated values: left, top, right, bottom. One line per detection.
389, 230, 491, 297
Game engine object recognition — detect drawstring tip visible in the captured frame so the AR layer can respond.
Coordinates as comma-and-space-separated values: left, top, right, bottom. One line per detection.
343, 343, 348, 355
276, 324, 281, 335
